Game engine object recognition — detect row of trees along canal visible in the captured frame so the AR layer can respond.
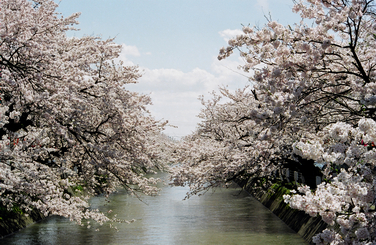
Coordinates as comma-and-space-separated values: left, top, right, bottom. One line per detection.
2, 0, 376, 244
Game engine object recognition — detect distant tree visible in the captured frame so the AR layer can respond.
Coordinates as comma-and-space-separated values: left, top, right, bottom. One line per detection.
0, 0, 169, 226
171, 0, 376, 243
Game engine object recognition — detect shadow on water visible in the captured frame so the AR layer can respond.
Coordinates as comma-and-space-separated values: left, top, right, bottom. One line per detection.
1, 173, 307, 245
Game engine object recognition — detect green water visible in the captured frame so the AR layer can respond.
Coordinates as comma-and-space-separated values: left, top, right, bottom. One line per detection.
1, 174, 307, 245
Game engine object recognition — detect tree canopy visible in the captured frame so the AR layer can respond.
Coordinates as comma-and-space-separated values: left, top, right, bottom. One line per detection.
3, 0, 376, 243
0, 0, 171, 225
170, 0, 376, 244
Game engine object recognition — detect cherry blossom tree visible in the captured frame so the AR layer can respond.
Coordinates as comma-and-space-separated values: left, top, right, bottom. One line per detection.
170, 88, 283, 198
285, 118, 376, 244
170, 0, 376, 243
0, 0, 169, 226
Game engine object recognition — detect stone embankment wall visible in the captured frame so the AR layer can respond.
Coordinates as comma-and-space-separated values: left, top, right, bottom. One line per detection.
237, 180, 327, 244
0, 209, 45, 238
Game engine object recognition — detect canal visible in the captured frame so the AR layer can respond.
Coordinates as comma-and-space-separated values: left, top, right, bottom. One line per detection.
1, 173, 307, 245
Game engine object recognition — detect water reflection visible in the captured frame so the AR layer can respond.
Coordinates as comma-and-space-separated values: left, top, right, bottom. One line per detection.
1, 173, 307, 245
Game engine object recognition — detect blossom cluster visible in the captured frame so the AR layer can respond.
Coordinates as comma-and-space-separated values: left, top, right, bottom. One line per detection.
170, 1, 376, 243
285, 118, 376, 244
0, 0, 172, 226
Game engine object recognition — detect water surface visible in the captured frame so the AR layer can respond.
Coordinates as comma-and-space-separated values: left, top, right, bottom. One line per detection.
1, 174, 307, 245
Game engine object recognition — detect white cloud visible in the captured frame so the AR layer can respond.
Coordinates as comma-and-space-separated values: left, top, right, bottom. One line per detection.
120, 44, 141, 57
127, 68, 217, 137
119, 42, 251, 138
138, 67, 218, 93
218, 29, 243, 42
115, 44, 141, 66
127, 63, 251, 138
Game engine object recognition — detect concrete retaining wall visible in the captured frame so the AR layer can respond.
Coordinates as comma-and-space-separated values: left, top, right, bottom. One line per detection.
0, 209, 45, 238
238, 180, 327, 244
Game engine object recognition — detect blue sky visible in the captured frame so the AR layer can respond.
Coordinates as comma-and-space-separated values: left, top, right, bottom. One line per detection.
57, 0, 300, 138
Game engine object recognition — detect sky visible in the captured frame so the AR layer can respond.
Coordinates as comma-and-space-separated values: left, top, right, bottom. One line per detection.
57, 0, 301, 139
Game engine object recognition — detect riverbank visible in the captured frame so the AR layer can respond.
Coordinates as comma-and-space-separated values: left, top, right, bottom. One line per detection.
237, 179, 327, 244
0, 208, 45, 238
